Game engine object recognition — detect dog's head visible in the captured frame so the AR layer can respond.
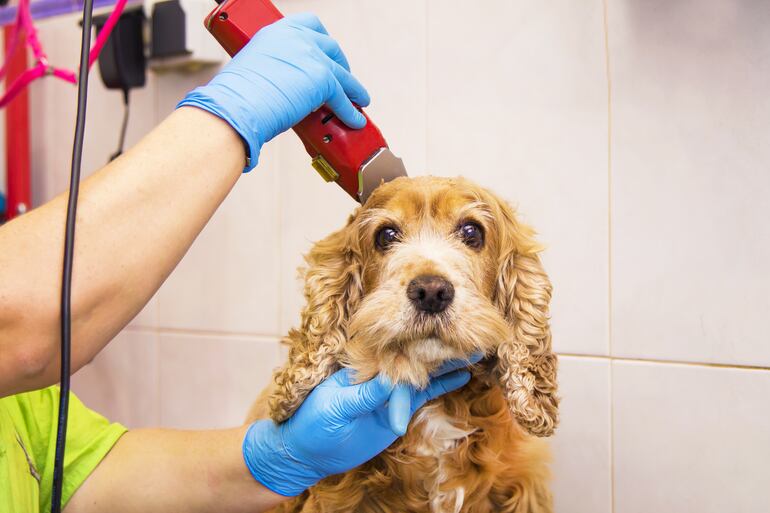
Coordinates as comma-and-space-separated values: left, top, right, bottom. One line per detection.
271, 176, 558, 437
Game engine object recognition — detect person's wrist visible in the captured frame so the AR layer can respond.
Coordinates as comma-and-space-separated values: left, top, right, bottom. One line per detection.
242, 419, 322, 497
176, 86, 262, 173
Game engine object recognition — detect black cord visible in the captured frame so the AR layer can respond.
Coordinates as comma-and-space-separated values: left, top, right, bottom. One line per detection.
110, 89, 130, 161
51, 0, 95, 511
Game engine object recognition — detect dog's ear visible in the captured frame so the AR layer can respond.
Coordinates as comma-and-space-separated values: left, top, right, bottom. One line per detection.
491, 196, 559, 437
268, 214, 363, 422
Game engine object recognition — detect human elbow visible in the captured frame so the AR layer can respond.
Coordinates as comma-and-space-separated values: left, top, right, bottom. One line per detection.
0, 301, 58, 385
14, 341, 58, 381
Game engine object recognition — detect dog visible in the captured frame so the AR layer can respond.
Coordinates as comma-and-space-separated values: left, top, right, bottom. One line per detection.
248, 176, 558, 513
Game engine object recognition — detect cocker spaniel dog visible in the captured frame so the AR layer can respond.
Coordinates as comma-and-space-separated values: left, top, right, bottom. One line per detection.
248, 176, 558, 513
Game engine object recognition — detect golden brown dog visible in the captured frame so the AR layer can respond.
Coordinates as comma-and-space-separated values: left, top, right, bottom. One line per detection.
248, 176, 558, 513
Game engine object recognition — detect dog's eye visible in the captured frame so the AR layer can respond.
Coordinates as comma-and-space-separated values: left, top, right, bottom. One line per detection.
459, 222, 484, 249
375, 226, 400, 251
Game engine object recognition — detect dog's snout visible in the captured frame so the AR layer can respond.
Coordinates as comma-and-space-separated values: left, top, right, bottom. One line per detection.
407, 275, 454, 314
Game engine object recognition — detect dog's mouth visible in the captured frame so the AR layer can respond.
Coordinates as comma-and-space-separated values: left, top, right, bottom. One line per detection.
345, 288, 508, 386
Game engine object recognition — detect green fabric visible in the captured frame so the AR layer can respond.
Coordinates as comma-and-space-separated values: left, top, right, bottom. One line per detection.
0, 387, 127, 513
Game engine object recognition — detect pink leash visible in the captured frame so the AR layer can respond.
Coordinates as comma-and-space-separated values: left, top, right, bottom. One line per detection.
0, 0, 127, 108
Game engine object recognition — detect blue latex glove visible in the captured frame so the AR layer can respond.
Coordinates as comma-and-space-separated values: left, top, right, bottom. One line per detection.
177, 13, 370, 171
242, 354, 482, 496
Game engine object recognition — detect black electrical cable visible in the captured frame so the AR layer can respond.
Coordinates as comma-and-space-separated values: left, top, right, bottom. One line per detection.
51, 0, 95, 511
110, 89, 130, 161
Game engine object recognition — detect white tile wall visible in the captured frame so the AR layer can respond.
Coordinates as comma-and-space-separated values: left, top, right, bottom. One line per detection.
277, 131, 353, 331
608, 0, 770, 367
426, 0, 610, 356
155, 149, 282, 336
158, 333, 281, 429
551, 356, 612, 513
613, 361, 770, 513
71, 330, 160, 428
23, 1, 770, 511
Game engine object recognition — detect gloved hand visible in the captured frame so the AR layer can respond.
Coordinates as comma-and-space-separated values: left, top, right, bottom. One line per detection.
242, 354, 482, 496
177, 13, 370, 171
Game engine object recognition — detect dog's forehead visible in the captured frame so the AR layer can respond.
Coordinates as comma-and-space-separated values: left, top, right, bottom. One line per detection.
367, 178, 476, 224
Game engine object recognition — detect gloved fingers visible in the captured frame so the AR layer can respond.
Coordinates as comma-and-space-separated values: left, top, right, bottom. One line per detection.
329, 61, 371, 107
412, 370, 472, 411
306, 31, 351, 71
387, 384, 412, 436
337, 373, 394, 419
284, 12, 329, 35
326, 76, 368, 129
430, 352, 484, 377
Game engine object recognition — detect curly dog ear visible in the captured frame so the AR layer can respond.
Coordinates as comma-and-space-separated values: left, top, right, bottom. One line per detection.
490, 195, 559, 437
268, 214, 363, 422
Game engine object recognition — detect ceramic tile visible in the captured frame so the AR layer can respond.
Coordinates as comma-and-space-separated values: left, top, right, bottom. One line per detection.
612, 360, 770, 513
276, 132, 354, 333
609, 0, 770, 366
155, 145, 281, 335
153, 65, 221, 119
71, 329, 160, 428
550, 356, 612, 513
158, 333, 282, 429
427, 0, 610, 356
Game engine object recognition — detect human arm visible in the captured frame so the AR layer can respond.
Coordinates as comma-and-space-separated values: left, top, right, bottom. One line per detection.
0, 14, 368, 397
64, 426, 286, 513
65, 360, 477, 512
0, 108, 243, 397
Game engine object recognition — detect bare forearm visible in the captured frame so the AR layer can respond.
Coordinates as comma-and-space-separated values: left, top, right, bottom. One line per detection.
65, 427, 286, 513
0, 107, 244, 396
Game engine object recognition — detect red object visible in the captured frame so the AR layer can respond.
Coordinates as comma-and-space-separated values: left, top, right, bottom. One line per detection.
0, 0, 128, 109
4, 24, 31, 220
205, 0, 390, 202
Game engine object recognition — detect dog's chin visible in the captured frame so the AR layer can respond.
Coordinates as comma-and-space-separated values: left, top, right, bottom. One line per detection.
346, 299, 508, 387
346, 335, 475, 389
388, 336, 471, 387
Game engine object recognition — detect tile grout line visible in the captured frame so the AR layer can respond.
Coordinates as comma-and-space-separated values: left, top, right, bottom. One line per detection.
125, 325, 281, 342
423, 0, 429, 174
154, 327, 162, 426
558, 352, 770, 372
608, 355, 615, 513
600, 0, 616, 510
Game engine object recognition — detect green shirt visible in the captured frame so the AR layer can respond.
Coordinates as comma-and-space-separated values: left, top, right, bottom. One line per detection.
0, 387, 127, 513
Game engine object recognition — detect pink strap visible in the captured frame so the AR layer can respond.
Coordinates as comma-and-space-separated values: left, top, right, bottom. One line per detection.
0, 63, 43, 108
0, 0, 128, 108
89, 0, 128, 68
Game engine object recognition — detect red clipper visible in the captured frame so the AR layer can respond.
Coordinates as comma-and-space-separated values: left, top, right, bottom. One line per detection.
205, 0, 407, 203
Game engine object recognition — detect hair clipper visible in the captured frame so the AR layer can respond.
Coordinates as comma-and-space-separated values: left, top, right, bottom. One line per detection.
204, 0, 408, 203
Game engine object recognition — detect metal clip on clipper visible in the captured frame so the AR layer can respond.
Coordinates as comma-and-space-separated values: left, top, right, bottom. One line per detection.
205, 0, 408, 203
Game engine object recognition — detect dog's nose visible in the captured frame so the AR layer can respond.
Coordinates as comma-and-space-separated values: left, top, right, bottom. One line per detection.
407, 275, 455, 314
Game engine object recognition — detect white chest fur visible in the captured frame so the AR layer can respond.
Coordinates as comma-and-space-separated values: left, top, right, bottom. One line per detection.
412, 405, 477, 513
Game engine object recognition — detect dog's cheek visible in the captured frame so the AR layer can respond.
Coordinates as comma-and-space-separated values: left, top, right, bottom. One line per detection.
450, 293, 511, 354
344, 285, 407, 374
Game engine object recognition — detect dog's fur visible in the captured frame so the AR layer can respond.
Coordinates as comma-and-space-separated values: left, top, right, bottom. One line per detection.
248, 176, 558, 513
